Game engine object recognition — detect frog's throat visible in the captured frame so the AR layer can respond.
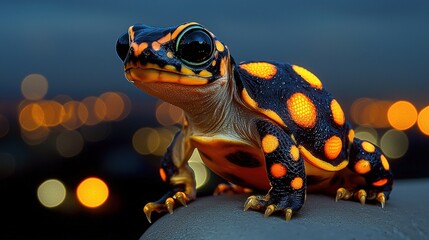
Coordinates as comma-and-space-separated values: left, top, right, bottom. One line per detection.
124, 64, 210, 86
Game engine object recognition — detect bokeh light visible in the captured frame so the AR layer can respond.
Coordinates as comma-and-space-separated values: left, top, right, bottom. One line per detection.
100, 92, 125, 121
380, 129, 409, 159
38, 101, 65, 127
188, 149, 209, 189
132, 127, 160, 155
82, 96, 107, 126
21, 74, 48, 100
350, 98, 391, 127
76, 177, 109, 208
156, 102, 183, 126
37, 179, 67, 208
56, 130, 84, 158
354, 126, 378, 145
417, 106, 429, 136
387, 100, 417, 130
21, 127, 50, 145
19, 103, 45, 131
0, 152, 16, 179
61, 101, 88, 130
152, 128, 175, 156
0, 114, 9, 138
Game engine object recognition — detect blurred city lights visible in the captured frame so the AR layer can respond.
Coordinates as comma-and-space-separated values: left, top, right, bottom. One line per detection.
380, 129, 409, 159
350, 98, 391, 128
61, 101, 88, 130
37, 101, 65, 127
82, 96, 107, 126
21, 127, 50, 145
100, 92, 125, 121
387, 100, 417, 130
417, 106, 429, 136
21, 74, 48, 100
37, 179, 67, 208
0, 114, 9, 138
155, 101, 184, 126
76, 177, 109, 208
132, 127, 160, 155
19, 103, 45, 131
188, 149, 209, 189
354, 126, 378, 145
0, 152, 16, 179
152, 128, 175, 156
56, 130, 84, 158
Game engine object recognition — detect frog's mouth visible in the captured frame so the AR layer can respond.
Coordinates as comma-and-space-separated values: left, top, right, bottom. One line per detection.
124, 63, 209, 86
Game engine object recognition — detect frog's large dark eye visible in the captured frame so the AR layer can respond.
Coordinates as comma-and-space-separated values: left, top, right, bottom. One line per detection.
175, 26, 214, 66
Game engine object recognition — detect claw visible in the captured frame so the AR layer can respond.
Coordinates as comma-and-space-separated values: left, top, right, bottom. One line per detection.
285, 208, 293, 221
174, 192, 187, 207
336, 188, 352, 201
376, 192, 386, 208
264, 204, 276, 218
357, 189, 367, 205
244, 195, 258, 211
143, 205, 153, 224
165, 198, 174, 214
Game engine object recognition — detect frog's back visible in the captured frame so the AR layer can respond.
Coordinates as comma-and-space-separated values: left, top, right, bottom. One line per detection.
236, 61, 352, 171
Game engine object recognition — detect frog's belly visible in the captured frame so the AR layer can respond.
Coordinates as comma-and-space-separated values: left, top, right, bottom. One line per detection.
190, 135, 270, 190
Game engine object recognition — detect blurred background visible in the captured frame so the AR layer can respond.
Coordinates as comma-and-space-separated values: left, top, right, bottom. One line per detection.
1, 0, 429, 239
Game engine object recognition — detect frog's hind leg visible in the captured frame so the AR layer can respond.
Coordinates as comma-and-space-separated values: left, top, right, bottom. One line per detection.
244, 120, 306, 221
336, 137, 393, 207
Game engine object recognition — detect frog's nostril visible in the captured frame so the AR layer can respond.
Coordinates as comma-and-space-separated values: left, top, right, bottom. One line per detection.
116, 32, 130, 61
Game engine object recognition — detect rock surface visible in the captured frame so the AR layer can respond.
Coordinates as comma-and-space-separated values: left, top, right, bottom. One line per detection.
141, 179, 429, 240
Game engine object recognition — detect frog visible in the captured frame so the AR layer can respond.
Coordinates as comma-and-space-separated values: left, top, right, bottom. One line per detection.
116, 22, 393, 222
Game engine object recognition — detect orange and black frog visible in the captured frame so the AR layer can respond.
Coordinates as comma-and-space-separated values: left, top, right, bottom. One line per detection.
116, 22, 393, 222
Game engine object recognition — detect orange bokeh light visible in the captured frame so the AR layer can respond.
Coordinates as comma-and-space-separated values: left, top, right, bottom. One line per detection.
417, 106, 429, 136
99, 92, 124, 121
387, 100, 417, 130
76, 177, 109, 208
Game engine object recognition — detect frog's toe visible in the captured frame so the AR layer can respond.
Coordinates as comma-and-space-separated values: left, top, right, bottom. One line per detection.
143, 191, 189, 223
214, 183, 252, 195
335, 187, 388, 208
243, 193, 302, 221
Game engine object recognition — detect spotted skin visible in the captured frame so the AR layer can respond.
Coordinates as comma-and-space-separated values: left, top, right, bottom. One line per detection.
251, 120, 306, 212
116, 22, 393, 222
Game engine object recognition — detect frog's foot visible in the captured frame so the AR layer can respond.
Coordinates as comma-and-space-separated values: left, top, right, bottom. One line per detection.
143, 192, 191, 223
243, 192, 304, 221
213, 183, 253, 196
335, 187, 388, 208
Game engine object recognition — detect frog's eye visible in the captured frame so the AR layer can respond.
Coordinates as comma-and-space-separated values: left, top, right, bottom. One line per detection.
175, 26, 214, 67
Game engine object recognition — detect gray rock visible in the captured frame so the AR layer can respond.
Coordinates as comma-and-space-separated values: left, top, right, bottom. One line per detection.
141, 179, 429, 240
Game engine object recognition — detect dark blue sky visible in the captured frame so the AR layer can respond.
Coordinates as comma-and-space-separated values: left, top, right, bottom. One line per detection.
1, 0, 429, 105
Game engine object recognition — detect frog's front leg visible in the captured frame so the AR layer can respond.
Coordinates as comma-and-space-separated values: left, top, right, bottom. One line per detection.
336, 137, 393, 207
143, 130, 196, 223
244, 120, 306, 221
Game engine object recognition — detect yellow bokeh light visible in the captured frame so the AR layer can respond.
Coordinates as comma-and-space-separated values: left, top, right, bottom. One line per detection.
387, 100, 417, 130
380, 129, 409, 159
37, 179, 66, 208
354, 126, 378, 145
417, 106, 429, 136
38, 101, 65, 127
62, 101, 88, 130
350, 98, 392, 128
156, 102, 184, 126
56, 130, 84, 157
152, 128, 175, 156
100, 92, 125, 121
82, 97, 107, 126
21, 74, 48, 100
19, 103, 45, 131
76, 177, 109, 208
0, 114, 9, 138
132, 127, 160, 155
188, 149, 209, 189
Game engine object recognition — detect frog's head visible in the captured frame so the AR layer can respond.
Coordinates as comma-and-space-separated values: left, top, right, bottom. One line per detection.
116, 22, 232, 106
